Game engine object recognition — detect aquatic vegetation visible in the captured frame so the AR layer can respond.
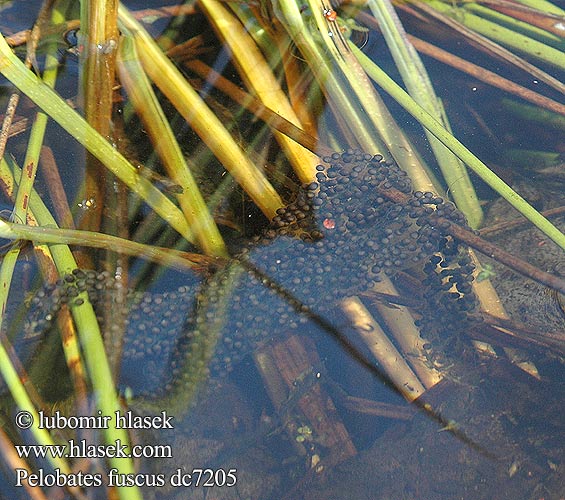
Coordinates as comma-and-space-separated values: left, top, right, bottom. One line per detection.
0, 0, 563, 499
23, 151, 478, 405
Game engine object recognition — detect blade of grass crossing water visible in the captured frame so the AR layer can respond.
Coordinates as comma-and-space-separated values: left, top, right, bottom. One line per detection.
0, 31, 195, 244
351, 43, 565, 250
117, 33, 227, 257
368, 0, 483, 227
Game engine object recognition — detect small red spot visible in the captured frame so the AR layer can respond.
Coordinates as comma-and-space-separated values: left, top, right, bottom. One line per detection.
323, 218, 336, 229
25, 162, 34, 178
23, 194, 28, 209
324, 8, 337, 22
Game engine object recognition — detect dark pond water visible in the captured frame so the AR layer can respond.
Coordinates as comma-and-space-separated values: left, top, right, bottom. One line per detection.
0, 1, 563, 499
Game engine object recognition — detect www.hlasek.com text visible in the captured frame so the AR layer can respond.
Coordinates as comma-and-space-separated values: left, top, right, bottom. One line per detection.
15, 439, 172, 460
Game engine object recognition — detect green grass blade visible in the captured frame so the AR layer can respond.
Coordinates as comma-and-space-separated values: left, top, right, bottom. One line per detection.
351, 43, 565, 250
1, 157, 143, 500
426, 0, 565, 70
463, 2, 564, 49
0, 219, 220, 272
367, 0, 482, 227
117, 33, 227, 257
0, 32, 194, 245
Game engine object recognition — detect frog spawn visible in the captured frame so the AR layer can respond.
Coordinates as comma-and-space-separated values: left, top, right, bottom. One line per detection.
23, 151, 478, 397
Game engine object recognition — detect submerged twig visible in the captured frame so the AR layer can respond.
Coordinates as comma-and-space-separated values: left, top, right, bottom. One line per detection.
445, 221, 565, 294
480, 206, 565, 236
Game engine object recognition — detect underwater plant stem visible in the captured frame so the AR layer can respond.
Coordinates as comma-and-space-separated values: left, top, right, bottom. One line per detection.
468, 250, 509, 319
184, 60, 325, 155
408, 1, 565, 94
462, 2, 564, 50
513, 0, 565, 15
369, 282, 442, 389
0, 31, 195, 243
0, 207, 74, 490
117, 34, 228, 257
0, 219, 220, 273
405, 34, 565, 118
481, 206, 565, 236
78, 0, 120, 232
501, 99, 565, 130
367, 0, 483, 227
80, 0, 120, 104
424, 0, 565, 70
352, 43, 565, 251
445, 221, 565, 295
0, 93, 18, 165
118, 5, 285, 220
274, 0, 388, 154
199, 0, 320, 184
1, 0, 68, 344
279, 0, 437, 195
0, 333, 76, 477
40, 145, 75, 229
341, 297, 426, 400
14, 0, 67, 228
0, 428, 52, 500
0, 7, 86, 483
0, 157, 143, 500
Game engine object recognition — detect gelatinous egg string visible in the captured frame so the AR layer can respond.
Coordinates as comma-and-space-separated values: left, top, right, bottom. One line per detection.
21, 151, 479, 409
